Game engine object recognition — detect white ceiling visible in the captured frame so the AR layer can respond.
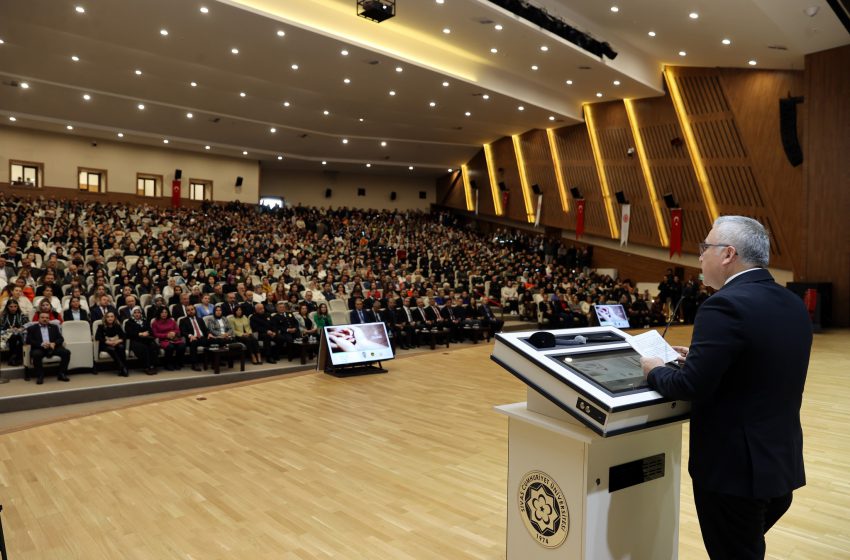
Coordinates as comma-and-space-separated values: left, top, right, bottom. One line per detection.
0, 0, 846, 179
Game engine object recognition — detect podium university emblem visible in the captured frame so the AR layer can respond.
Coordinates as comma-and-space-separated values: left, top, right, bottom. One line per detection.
518, 470, 569, 548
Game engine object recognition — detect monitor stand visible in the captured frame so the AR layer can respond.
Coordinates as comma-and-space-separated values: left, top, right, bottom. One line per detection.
324, 361, 388, 377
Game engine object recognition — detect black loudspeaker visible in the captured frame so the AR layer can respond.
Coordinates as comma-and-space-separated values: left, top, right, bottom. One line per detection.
615, 191, 628, 204
175, 169, 182, 180
498, 181, 508, 192
357, 188, 366, 196
325, 188, 332, 198
235, 176, 243, 187
470, 180, 478, 190
663, 193, 678, 209
569, 187, 582, 199
531, 184, 542, 195
779, 97, 804, 167
419, 191, 427, 199
390, 191, 397, 201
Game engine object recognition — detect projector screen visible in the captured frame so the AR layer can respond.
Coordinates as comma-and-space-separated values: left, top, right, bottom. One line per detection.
324, 322, 394, 367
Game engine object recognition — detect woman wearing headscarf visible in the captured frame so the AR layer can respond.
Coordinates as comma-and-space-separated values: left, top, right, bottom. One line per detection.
124, 306, 159, 375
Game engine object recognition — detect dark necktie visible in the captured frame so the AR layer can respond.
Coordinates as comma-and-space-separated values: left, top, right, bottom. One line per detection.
358, 310, 364, 322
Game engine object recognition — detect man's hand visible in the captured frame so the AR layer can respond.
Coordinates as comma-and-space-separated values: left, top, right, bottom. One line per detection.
672, 345, 689, 362
640, 357, 664, 380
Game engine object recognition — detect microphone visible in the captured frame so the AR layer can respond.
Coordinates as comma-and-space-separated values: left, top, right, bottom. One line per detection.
528, 331, 587, 349
661, 296, 684, 338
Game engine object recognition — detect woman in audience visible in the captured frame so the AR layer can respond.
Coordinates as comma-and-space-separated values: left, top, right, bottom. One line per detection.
195, 293, 215, 320
1, 299, 26, 366
205, 304, 248, 359
95, 311, 130, 377
151, 307, 186, 371
227, 305, 261, 364
125, 306, 159, 375
62, 296, 89, 322
32, 298, 62, 323
295, 303, 318, 340
313, 302, 332, 331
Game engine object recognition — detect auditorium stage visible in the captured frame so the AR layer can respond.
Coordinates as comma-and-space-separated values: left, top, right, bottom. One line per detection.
0, 326, 847, 559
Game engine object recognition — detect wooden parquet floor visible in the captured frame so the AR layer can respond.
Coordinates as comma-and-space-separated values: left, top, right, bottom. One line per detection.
0, 326, 848, 559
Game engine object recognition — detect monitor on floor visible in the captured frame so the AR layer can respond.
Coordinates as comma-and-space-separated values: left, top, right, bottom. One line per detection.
593, 304, 630, 329
324, 322, 395, 366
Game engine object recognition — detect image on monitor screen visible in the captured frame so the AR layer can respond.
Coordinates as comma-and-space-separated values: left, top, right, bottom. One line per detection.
554, 349, 648, 394
593, 304, 630, 329
324, 322, 394, 366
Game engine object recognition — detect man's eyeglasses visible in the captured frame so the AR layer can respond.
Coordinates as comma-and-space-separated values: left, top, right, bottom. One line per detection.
698, 243, 729, 256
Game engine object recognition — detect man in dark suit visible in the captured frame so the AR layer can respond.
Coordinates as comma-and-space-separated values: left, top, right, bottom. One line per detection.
641, 216, 812, 559
179, 306, 212, 371
90, 294, 117, 323
349, 298, 374, 324
26, 311, 72, 384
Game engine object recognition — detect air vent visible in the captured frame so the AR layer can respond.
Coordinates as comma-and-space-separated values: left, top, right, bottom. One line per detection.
579, 66, 592, 70
477, 18, 495, 24
209, 117, 221, 123
299, 133, 308, 139
367, 60, 380, 65
767, 45, 789, 50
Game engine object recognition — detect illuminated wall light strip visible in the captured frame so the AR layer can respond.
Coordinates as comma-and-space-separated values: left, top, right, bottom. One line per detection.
583, 104, 620, 239
663, 66, 719, 222
483, 143, 504, 215
546, 128, 570, 213
460, 165, 474, 212
623, 98, 669, 247
511, 135, 536, 223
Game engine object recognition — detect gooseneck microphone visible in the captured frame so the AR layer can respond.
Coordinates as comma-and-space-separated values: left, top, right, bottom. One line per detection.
661, 296, 684, 338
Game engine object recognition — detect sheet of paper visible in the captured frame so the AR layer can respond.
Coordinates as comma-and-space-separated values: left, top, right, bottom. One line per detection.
627, 330, 681, 363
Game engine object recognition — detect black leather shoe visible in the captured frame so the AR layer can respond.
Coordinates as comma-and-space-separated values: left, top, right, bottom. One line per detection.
119, 369, 129, 377
58, 374, 70, 382
37, 377, 44, 385
191, 365, 202, 372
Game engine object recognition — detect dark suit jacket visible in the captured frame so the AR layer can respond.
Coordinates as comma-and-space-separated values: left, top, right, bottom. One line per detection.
26, 322, 65, 347
90, 304, 117, 322
648, 269, 812, 499
63, 308, 90, 322
349, 309, 374, 324
179, 315, 210, 340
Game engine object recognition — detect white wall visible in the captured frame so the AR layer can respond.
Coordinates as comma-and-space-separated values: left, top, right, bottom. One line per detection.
0, 125, 260, 202
261, 168, 436, 211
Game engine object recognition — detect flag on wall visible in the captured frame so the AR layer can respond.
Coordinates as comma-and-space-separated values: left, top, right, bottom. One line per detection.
576, 199, 585, 239
501, 190, 509, 213
534, 194, 543, 226
620, 204, 631, 246
669, 208, 683, 257
171, 180, 182, 208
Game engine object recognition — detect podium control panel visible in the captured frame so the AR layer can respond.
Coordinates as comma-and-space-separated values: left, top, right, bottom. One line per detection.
492, 327, 690, 436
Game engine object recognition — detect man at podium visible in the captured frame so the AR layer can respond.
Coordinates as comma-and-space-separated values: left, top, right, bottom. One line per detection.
641, 216, 812, 559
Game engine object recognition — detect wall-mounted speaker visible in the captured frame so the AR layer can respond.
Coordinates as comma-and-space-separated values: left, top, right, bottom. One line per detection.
498, 181, 508, 192
235, 176, 243, 187
615, 191, 628, 204
470, 180, 478, 190
569, 187, 583, 199
779, 96, 804, 167
663, 192, 678, 209
357, 188, 366, 196
531, 184, 542, 195
175, 169, 182, 180
419, 191, 427, 199
390, 191, 397, 201
325, 188, 332, 198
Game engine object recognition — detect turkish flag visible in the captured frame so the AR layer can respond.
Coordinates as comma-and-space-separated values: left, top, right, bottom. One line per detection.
501, 190, 509, 212
670, 208, 683, 257
171, 179, 181, 208
576, 199, 585, 239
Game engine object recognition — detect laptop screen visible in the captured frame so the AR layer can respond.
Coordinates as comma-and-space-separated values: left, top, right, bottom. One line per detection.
593, 304, 630, 329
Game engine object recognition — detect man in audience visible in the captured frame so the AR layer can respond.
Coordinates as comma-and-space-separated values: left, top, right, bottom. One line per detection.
349, 298, 373, 324
250, 303, 283, 364
91, 294, 118, 323
26, 311, 71, 384
179, 306, 212, 371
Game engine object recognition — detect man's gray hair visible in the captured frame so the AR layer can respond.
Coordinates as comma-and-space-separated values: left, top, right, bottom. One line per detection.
713, 216, 770, 267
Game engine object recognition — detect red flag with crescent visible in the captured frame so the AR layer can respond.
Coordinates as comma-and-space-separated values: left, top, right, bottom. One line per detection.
576, 199, 585, 239
670, 208, 683, 257
171, 180, 182, 208
501, 190, 509, 212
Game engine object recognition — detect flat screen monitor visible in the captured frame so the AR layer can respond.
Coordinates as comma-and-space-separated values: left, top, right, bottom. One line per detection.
324, 322, 394, 367
593, 304, 630, 329
552, 348, 648, 394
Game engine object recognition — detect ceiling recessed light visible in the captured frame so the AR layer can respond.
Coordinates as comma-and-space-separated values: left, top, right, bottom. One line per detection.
0, 39, 4, 45
748, 59, 757, 66
490, 48, 498, 54
342, 138, 349, 144
200, 6, 209, 14
186, 112, 193, 118
323, 110, 330, 116
160, 29, 169, 36
540, 45, 549, 51
482, 94, 490, 100
596, 92, 603, 97
678, 50, 687, 56
204, 145, 211, 150
548, 116, 556, 121
442, 81, 450, 87
494, 24, 503, 31
436, 0, 444, 4
443, 28, 451, 34
389, 90, 396, 96
358, 117, 365, 122
689, 12, 699, 19
231, 47, 239, 54
429, 101, 437, 107
722, 38, 732, 45
366, 163, 371, 168
134, 69, 142, 75
75, 6, 85, 14
531, 65, 539, 71
190, 81, 197, 87
613, 80, 621, 86
610, 6, 619, 13
380, 141, 387, 147
283, 101, 291, 107
341, 49, 349, 56
321, 161, 327, 165
291, 64, 299, 70
565, 79, 573, 85
648, 31, 656, 37
137, 103, 145, 110
270, 127, 276, 133
343, 78, 351, 84
518, 106, 525, 111
163, 139, 170, 144
276, 30, 285, 37
82, 93, 91, 100
448, 168, 453, 172
20, 82, 30, 89
242, 150, 248, 155
239, 92, 247, 98
395, 66, 403, 72
277, 155, 283, 160
8, 116, 16, 122
71, 55, 80, 62
117, 132, 124, 138
465, 111, 471, 116
409, 166, 414, 170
